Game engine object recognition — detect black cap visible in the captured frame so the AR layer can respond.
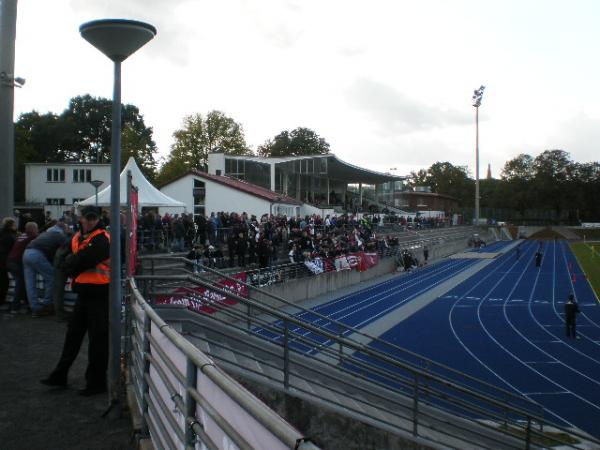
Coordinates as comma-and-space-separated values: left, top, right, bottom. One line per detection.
80, 205, 100, 219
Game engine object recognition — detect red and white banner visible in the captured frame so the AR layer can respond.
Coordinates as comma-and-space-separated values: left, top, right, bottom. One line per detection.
155, 272, 248, 314
129, 188, 138, 275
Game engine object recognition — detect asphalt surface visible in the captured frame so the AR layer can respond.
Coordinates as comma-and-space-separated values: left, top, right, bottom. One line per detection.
0, 311, 133, 450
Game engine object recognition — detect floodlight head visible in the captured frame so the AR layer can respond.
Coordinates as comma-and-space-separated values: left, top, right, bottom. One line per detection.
80, 19, 156, 62
14, 77, 25, 86
472, 85, 485, 107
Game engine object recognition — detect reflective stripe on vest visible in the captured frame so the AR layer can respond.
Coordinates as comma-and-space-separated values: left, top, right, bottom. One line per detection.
71, 228, 111, 285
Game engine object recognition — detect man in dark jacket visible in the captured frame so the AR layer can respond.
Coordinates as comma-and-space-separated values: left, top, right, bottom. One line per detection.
565, 293, 580, 339
41, 206, 111, 396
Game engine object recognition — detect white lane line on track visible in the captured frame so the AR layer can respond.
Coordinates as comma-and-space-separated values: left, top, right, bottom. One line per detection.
523, 391, 570, 396
448, 242, 575, 427
524, 361, 560, 364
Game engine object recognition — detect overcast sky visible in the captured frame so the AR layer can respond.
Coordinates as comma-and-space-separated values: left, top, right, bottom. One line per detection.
12, 0, 600, 178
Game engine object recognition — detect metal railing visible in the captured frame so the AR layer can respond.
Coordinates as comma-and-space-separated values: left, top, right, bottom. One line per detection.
133, 268, 600, 450
126, 277, 321, 450
140, 225, 477, 289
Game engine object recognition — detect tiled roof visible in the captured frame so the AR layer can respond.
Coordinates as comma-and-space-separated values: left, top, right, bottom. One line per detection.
165, 170, 302, 205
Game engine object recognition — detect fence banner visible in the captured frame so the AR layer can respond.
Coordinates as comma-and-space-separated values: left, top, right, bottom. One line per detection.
334, 256, 351, 271
155, 272, 248, 315
304, 258, 324, 274
129, 188, 138, 275
361, 252, 380, 269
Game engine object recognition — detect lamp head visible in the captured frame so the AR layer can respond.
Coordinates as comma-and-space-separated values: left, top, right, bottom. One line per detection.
80, 19, 156, 62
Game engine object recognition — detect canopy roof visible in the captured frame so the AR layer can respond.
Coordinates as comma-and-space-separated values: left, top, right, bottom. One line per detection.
80, 157, 185, 208
224, 154, 404, 185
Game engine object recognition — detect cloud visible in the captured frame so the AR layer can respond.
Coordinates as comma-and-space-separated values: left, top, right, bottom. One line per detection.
545, 113, 600, 164
346, 78, 472, 135
240, 0, 307, 49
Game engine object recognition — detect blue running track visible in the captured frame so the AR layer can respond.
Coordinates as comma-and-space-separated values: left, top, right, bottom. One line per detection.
253, 256, 479, 353
369, 240, 600, 437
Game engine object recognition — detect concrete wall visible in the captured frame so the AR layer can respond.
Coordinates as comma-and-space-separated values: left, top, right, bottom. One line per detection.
234, 377, 430, 450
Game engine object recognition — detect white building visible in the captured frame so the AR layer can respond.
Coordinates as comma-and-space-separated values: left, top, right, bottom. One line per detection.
159, 170, 302, 219
24, 162, 111, 218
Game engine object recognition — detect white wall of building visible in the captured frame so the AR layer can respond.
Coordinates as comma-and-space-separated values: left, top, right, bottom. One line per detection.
207, 153, 225, 176
25, 163, 111, 218
159, 176, 194, 216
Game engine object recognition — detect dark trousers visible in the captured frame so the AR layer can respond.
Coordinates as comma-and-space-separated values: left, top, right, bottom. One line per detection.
0, 268, 8, 304
51, 292, 109, 387
7, 262, 26, 310
566, 319, 577, 338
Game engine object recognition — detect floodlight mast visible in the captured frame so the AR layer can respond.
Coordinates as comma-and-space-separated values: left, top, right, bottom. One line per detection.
472, 85, 485, 226
79, 19, 156, 405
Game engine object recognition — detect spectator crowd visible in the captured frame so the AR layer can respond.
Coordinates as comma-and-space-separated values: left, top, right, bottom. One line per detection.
136, 210, 450, 271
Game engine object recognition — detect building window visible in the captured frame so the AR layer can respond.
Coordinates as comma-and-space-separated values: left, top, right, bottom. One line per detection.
46, 198, 65, 205
73, 169, 92, 183
47, 168, 65, 183
193, 179, 206, 218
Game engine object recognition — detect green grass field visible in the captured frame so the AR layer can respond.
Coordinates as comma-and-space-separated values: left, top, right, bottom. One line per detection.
570, 242, 600, 301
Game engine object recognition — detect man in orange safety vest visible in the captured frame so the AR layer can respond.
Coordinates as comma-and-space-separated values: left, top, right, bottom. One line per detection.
40, 205, 111, 396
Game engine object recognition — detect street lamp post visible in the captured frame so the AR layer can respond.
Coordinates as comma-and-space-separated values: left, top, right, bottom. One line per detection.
472, 85, 485, 226
80, 19, 156, 405
90, 179, 104, 207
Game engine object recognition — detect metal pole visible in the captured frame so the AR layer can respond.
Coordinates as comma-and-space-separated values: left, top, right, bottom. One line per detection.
95, 186, 99, 206
475, 106, 480, 226
108, 60, 122, 403
0, 0, 17, 219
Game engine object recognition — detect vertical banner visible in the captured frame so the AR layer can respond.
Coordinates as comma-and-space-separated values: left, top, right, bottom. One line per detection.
129, 187, 138, 275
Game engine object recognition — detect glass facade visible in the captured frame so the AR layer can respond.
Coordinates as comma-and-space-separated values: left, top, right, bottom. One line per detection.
221, 155, 400, 210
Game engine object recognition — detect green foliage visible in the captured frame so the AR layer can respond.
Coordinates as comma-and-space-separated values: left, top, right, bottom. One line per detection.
496, 150, 600, 222
406, 162, 473, 206
14, 95, 158, 201
156, 111, 251, 185
257, 127, 330, 157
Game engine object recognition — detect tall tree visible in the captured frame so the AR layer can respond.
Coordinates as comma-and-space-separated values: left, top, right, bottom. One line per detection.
406, 162, 473, 206
532, 149, 575, 219
13, 95, 159, 201
60, 95, 158, 179
257, 127, 330, 157
157, 110, 251, 184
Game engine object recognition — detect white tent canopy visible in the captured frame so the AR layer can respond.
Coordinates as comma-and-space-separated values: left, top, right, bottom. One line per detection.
80, 157, 185, 208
